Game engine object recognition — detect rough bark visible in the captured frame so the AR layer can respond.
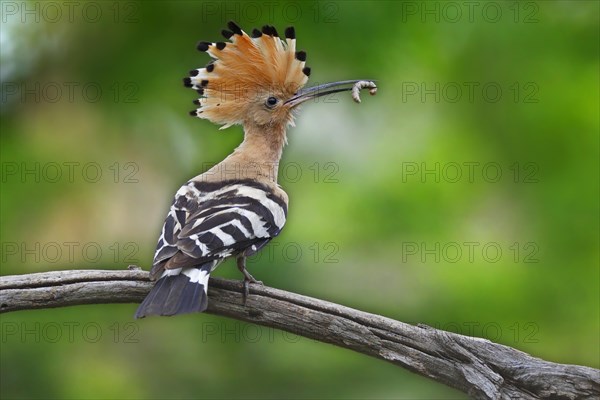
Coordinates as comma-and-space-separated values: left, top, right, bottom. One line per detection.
1, 268, 598, 399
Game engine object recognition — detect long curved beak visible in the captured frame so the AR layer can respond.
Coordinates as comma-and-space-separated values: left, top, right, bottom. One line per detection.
285, 79, 376, 107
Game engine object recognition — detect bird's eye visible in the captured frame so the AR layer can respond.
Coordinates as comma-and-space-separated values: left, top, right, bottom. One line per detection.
265, 96, 278, 108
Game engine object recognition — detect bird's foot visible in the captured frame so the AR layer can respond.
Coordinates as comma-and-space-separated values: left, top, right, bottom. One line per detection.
241, 273, 263, 305
237, 256, 262, 304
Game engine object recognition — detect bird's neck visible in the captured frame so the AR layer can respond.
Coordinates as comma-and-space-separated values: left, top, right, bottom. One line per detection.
214, 122, 287, 183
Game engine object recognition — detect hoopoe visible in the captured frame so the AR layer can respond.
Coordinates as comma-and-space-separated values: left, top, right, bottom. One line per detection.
135, 21, 376, 318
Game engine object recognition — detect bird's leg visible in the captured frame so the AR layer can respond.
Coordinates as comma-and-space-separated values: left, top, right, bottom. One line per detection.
236, 255, 262, 283
236, 256, 262, 303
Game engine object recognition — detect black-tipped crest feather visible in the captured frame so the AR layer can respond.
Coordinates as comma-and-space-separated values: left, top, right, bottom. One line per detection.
197, 41, 210, 52
285, 26, 296, 39
227, 20, 243, 35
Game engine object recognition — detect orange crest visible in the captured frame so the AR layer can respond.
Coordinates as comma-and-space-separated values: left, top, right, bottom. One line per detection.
184, 21, 310, 129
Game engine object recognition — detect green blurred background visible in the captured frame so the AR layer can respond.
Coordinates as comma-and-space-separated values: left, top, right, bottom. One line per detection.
1, 1, 598, 399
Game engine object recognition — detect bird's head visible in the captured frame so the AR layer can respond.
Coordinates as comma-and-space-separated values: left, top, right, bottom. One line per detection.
185, 21, 374, 130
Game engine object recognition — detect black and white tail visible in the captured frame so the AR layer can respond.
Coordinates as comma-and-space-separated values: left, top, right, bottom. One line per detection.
134, 264, 212, 318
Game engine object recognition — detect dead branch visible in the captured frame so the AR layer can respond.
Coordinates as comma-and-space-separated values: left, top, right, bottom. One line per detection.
1, 268, 598, 400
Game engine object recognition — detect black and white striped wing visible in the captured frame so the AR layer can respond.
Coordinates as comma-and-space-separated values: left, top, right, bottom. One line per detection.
150, 179, 287, 279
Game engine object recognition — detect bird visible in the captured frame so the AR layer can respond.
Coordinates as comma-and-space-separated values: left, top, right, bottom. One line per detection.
135, 21, 376, 318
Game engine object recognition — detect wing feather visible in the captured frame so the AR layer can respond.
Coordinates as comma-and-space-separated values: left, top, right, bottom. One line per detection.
150, 179, 287, 280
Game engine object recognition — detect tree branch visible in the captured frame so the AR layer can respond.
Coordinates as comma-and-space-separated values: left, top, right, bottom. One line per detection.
1, 268, 598, 399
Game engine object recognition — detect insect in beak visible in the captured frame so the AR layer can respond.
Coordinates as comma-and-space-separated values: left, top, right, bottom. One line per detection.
285, 80, 377, 107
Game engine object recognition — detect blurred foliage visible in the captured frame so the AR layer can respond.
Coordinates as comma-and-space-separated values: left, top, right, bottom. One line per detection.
1, 1, 598, 399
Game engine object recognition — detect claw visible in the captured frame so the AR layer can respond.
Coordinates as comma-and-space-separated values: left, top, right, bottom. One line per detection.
237, 256, 262, 305
243, 280, 249, 304
242, 278, 263, 305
